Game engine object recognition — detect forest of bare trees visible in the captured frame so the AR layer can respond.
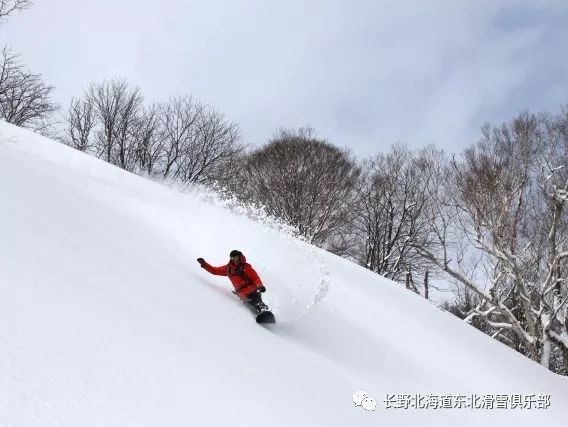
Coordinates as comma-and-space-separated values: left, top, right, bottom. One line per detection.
63, 80, 243, 183
413, 110, 568, 374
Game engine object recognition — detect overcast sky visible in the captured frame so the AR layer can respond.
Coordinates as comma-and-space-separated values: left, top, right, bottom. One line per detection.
1, 0, 567, 157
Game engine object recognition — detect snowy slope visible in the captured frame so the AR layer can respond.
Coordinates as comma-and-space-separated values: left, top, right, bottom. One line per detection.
0, 122, 567, 426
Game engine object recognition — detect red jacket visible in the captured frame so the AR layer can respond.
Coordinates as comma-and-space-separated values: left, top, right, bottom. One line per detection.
200, 255, 263, 299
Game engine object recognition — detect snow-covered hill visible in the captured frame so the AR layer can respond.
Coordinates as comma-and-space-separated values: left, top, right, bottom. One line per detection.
1, 122, 567, 426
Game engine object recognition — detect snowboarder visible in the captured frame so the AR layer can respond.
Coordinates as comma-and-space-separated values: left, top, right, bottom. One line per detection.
197, 250, 270, 313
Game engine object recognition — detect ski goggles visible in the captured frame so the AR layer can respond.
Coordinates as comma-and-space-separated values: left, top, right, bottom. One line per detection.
230, 255, 241, 262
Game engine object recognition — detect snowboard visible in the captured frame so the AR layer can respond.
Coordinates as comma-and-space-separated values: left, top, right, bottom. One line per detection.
247, 304, 275, 324
236, 291, 275, 324
256, 310, 276, 324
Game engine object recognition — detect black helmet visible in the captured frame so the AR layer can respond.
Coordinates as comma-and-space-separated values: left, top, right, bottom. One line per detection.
229, 249, 243, 258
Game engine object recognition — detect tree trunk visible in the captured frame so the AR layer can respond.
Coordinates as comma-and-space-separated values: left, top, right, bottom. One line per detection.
540, 334, 551, 369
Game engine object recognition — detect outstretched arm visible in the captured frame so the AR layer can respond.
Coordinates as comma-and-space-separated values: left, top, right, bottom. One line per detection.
197, 258, 228, 276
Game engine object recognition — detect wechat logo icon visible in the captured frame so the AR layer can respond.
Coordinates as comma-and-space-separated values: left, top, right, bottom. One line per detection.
353, 390, 377, 411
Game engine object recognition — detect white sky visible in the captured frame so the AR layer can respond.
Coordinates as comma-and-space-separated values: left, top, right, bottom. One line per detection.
1, 0, 567, 157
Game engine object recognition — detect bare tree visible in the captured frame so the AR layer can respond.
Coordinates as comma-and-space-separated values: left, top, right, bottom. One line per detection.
0, 0, 31, 22
63, 79, 145, 171
538, 106, 568, 370
87, 79, 143, 170
133, 103, 162, 175
190, 105, 242, 184
64, 96, 95, 152
158, 96, 202, 178
0, 47, 59, 130
236, 128, 360, 245
0, 2, 57, 132
346, 144, 440, 284
158, 95, 243, 184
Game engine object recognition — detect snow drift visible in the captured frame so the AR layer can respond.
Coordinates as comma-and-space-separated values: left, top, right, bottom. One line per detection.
0, 122, 567, 426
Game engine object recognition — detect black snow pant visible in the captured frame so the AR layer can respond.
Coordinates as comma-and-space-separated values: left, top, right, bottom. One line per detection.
246, 291, 268, 312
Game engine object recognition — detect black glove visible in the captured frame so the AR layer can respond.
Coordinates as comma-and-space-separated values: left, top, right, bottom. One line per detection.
258, 285, 266, 293
197, 258, 206, 267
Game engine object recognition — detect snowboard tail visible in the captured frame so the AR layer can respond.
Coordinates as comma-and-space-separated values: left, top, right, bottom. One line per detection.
256, 310, 276, 324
